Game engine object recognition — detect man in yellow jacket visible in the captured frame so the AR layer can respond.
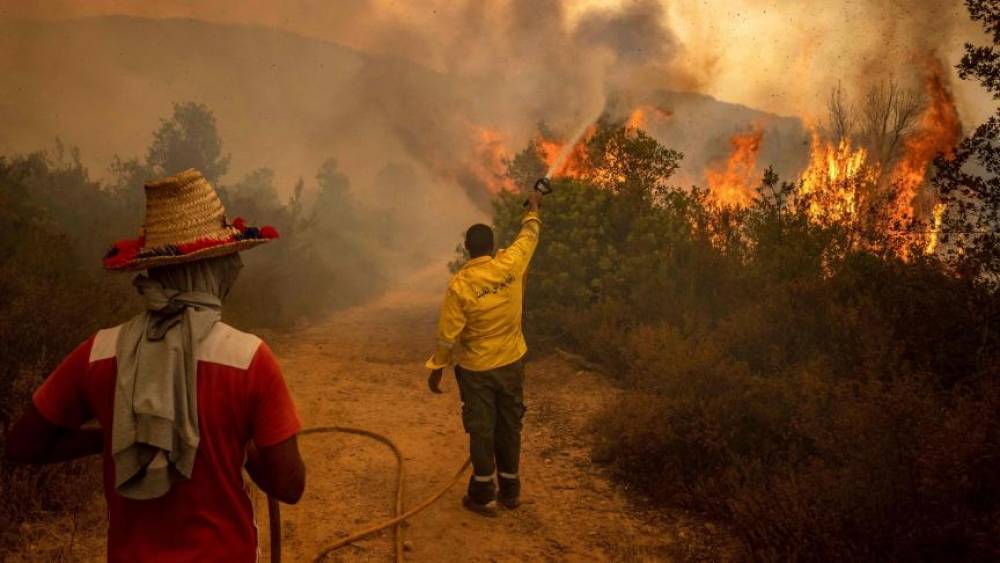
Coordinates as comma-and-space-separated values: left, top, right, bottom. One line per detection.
427, 190, 543, 516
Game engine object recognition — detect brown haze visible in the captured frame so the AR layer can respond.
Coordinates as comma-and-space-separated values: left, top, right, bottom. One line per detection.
0, 0, 992, 232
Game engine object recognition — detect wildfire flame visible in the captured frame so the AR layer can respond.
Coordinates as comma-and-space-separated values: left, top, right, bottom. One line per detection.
539, 105, 671, 179
798, 130, 874, 224
466, 79, 958, 257
626, 108, 647, 132
925, 202, 946, 255
705, 126, 765, 207
537, 125, 596, 180
797, 62, 961, 255
468, 106, 674, 193
892, 68, 961, 212
469, 125, 515, 193
625, 105, 672, 134
892, 61, 962, 254
695, 58, 961, 257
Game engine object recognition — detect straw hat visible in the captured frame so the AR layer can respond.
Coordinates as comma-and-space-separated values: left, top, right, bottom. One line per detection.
103, 168, 278, 271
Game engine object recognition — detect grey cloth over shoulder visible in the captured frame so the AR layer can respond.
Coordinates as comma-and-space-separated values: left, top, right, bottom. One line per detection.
111, 253, 242, 500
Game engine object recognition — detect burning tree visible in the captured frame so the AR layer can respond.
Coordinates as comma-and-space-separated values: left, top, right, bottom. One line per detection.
479, 53, 999, 562
507, 114, 682, 200
698, 66, 960, 260
796, 71, 960, 257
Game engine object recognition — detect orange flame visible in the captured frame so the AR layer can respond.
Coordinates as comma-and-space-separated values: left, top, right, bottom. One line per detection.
890, 61, 961, 253
537, 125, 597, 179
925, 202, 946, 255
626, 108, 647, 132
625, 105, 672, 134
705, 126, 765, 207
469, 125, 515, 193
798, 130, 874, 224
468, 106, 671, 191
890, 65, 961, 219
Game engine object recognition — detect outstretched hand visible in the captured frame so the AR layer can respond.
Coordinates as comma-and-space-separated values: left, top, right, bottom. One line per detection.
428, 368, 444, 393
527, 190, 543, 212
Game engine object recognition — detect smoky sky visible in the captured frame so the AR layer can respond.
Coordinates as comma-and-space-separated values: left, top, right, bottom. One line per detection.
574, 0, 678, 64
0, 0, 992, 216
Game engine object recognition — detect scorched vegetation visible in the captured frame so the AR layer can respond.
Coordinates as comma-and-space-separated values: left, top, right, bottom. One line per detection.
479, 6, 1000, 557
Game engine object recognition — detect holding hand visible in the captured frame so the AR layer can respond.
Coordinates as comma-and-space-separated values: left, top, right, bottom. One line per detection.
522, 177, 550, 210
428, 368, 444, 393
526, 190, 542, 212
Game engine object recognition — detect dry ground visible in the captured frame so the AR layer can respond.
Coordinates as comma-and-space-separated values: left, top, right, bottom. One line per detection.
7, 268, 733, 562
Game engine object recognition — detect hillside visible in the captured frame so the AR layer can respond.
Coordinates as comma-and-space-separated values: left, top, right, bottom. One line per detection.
0, 16, 807, 202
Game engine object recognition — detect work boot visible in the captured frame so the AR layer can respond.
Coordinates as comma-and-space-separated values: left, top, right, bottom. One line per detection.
463, 476, 498, 517
498, 475, 521, 509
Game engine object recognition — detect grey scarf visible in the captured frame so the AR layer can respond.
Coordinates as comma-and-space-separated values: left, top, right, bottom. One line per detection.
112, 253, 242, 500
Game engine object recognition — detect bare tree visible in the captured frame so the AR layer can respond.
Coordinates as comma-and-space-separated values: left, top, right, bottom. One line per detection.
860, 80, 924, 169
819, 80, 927, 253
825, 80, 923, 169
827, 83, 854, 141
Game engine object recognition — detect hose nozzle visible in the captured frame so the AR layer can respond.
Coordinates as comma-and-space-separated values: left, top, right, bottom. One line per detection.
523, 177, 553, 207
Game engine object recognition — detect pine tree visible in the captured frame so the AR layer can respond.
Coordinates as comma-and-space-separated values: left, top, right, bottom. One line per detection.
935, 1, 1000, 282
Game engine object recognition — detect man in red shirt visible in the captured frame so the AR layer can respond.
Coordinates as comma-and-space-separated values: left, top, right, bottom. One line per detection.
4, 169, 305, 562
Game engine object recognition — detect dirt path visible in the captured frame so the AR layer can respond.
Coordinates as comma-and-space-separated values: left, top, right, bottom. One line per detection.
9, 268, 729, 562
261, 268, 728, 562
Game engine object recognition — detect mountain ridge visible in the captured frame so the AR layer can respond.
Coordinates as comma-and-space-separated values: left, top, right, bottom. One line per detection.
0, 15, 808, 197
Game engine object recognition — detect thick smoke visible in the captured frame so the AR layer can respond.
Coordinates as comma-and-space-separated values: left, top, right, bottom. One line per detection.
342, 0, 695, 206
0, 0, 990, 219
575, 0, 678, 64
671, 0, 988, 122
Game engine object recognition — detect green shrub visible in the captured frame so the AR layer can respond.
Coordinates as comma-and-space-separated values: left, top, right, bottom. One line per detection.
476, 116, 1000, 559
0, 104, 391, 553
0, 155, 132, 549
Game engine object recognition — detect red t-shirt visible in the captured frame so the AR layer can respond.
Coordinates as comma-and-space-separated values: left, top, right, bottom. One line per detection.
33, 322, 302, 563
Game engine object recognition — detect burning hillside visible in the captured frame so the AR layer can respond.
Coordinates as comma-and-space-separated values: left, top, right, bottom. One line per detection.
469, 125, 516, 194
467, 104, 677, 192
466, 61, 961, 259
463, 54, 961, 260
705, 125, 765, 207
683, 59, 962, 256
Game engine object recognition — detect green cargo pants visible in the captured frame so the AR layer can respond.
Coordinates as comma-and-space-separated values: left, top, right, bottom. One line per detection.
455, 359, 526, 480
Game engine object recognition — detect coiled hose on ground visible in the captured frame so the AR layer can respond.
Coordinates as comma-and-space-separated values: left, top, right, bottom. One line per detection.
266, 426, 472, 563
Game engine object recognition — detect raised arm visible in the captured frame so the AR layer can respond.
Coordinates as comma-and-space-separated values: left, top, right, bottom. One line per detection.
495, 192, 542, 275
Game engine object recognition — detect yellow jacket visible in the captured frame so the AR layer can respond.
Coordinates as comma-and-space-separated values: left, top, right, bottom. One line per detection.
426, 212, 541, 372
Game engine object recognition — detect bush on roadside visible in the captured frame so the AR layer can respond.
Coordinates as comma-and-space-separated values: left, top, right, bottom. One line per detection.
480, 116, 1000, 559
0, 103, 390, 553
0, 154, 132, 547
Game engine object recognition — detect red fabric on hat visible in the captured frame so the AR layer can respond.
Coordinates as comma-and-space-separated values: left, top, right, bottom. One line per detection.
102, 237, 145, 270
176, 237, 233, 255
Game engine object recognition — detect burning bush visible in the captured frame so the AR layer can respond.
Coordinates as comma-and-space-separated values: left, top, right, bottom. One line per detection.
481, 108, 1000, 558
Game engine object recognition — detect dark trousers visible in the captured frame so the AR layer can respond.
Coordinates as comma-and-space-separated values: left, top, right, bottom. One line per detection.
455, 359, 526, 478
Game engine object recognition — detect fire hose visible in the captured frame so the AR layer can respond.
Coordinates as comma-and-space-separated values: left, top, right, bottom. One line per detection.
265, 426, 472, 563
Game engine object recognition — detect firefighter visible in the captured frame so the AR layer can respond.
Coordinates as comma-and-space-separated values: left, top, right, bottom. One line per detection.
426, 189, 543, 516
